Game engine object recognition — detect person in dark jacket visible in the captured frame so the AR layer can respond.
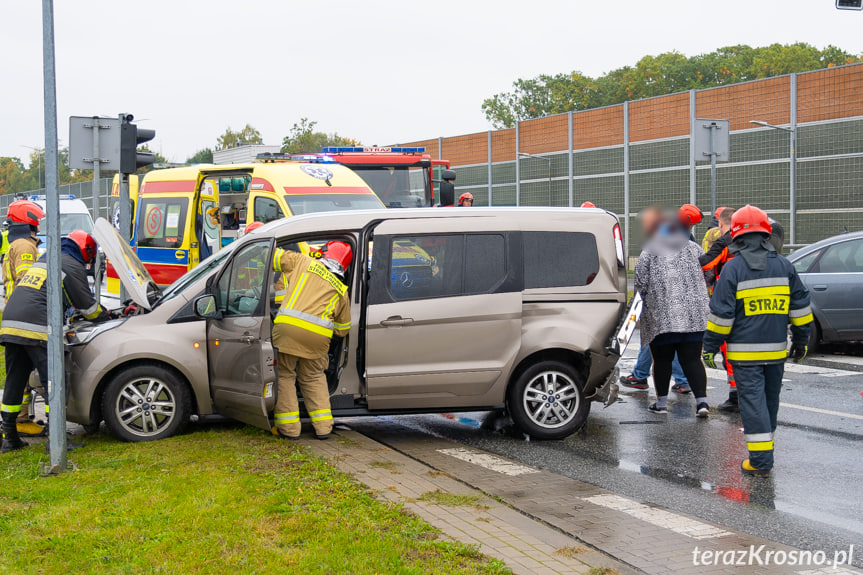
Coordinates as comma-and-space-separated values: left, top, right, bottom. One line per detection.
634, 207, 710, 416
0, 231, 109, 453
703, 205, 811, 478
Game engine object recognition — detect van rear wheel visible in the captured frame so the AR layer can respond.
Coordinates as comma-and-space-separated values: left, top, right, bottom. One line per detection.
102, 364, 191, 442
507, 360, 589, 440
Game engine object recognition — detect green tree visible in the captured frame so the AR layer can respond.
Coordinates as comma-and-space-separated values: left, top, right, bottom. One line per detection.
280, 118, 361, 154
186, 148, 214, 164
0, 157, 33, 196
216, 124, 263, 150
482, 43, 862, 128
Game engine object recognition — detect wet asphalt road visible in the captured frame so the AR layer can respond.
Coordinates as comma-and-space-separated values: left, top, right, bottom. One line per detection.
345, 337, 863, 567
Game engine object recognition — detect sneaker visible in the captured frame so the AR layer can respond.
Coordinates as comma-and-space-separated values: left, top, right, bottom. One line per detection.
647, 402, 668, 414
619, 374, 649, 390
696, 402, 710, 418
671, 383, 691, 394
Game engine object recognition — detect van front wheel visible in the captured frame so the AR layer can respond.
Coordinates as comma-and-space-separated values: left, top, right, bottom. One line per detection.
507, 360, 589, 440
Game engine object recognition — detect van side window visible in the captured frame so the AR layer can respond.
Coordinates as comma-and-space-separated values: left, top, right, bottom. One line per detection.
386, 233, 507, 301
254, 197, 283, 224
523, 232, 599, 288
216, 241, 270, 316
389, 235, 463, 301
465, 234, 506, 294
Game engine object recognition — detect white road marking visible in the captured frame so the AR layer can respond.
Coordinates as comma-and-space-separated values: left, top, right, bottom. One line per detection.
783, 362, 858, 377
780, 402, 863, 421
437, 448, 539, 476
583, 494, 733, 540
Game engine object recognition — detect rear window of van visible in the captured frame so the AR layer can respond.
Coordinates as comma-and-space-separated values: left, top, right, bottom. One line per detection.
523, 231, 599, 288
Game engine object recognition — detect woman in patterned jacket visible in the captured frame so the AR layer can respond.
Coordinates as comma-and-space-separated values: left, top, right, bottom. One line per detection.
634, 207, 710, 417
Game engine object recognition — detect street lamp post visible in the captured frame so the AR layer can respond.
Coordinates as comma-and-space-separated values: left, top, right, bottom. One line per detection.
749, 120, 797, 245
518, 152, 552, 206
21, 145, 44, 189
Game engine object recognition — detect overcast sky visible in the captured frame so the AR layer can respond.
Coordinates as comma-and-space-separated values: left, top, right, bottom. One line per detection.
2, 0, 862, 165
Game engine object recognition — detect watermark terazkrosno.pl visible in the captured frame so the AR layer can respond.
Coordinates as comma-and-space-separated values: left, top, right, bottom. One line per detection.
692, 545, 856, 569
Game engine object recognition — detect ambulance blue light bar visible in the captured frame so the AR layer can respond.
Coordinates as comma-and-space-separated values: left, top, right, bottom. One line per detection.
255, 153, 335, 163
30, 194, 76, 200
321, 147, 426, 154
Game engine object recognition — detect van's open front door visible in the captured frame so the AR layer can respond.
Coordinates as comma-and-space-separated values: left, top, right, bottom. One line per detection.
207, 239, 277, 430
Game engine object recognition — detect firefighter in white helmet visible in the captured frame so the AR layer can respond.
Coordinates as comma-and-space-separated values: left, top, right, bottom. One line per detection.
271, 241, 352, 440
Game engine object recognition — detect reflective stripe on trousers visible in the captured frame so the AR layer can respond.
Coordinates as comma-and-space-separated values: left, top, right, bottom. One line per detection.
725, 342, 787, 362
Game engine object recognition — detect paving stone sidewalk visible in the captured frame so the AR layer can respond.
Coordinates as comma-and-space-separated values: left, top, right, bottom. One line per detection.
303, 426, 636, 575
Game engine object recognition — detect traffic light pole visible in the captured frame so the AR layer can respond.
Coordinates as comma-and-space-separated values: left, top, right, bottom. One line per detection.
42, 0, 68, 473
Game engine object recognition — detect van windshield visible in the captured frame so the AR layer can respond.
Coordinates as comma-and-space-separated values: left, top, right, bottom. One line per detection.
39, 213, 93, 236
283, 193, 384, 215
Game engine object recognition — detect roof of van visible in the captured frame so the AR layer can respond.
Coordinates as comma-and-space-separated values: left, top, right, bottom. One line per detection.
140, 162, 374, 195
33, 197, 90, 214
255, 206, 619, 238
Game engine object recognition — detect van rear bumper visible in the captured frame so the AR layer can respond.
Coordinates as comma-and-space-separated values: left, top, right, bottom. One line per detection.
587, 366, 619, 407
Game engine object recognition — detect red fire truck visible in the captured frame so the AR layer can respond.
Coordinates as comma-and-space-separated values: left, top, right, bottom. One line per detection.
257, 147, 452, 208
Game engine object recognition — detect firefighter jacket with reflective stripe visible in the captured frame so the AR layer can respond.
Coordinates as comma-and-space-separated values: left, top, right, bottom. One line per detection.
703, 251, 812, 364
0, 253, 108, 346
4, 236, 40, 297
271, 248, 351, 359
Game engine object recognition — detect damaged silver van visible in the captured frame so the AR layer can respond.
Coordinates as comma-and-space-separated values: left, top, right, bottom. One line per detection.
68, 209, 625, 442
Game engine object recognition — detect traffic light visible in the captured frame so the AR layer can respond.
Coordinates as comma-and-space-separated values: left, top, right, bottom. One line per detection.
120, 115, 156, 173
836, 0, 862, 9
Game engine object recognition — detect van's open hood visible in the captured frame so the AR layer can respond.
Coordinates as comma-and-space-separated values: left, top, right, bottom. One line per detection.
92, 218, 159, 310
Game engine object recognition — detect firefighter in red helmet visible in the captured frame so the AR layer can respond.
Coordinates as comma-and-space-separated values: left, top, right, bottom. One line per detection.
581, 201, 597, 208
271, 240, 352, 440
4, 200, 44, 298
458, 193, 474, 207
703, 205, 812, 477
0, 230, 109, 452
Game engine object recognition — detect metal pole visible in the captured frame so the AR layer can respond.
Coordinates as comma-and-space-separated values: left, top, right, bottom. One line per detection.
623, 101, 630, 259
789, 73, 797, 246
547, 157, 551, 207
91, 117, 101, 306
689, 89, 697, 205
437, 136, 442, 160
42, 0, 67, 471
514, 122, 520, 207
710, 123, 717, 214
567, 111, 574, 207
487, 130, 493, 206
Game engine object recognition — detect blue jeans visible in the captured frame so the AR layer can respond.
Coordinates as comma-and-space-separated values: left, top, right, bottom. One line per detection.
632, 344, 689, 385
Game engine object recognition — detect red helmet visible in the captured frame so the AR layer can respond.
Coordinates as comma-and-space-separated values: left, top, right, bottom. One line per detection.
678, 204, 702, 227
321, 240, 353, 270
714, 206, 728, 220
731, 205, 772, 239
7, 200, 45, 226
458, 192, 474, 206
580, 201, 596, 208
68, 230, 98, 263
244, 221, 264, 234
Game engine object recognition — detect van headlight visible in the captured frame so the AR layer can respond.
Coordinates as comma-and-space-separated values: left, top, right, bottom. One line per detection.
66, 318, 125, 346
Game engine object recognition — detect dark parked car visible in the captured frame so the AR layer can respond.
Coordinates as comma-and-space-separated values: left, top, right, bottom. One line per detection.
787, 231, 863, 350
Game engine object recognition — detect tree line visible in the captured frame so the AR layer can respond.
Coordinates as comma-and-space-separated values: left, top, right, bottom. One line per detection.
482, 43, 862, 128
0, 118, 361, 196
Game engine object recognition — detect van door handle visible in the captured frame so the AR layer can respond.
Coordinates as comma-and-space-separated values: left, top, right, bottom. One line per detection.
380, 316, 414, 327
240, 334, 256, 344
813, 285, 828, 291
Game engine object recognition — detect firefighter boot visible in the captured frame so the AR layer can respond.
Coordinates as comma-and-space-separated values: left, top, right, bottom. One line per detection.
718, 391, 739, 413
1, 411, 26, 453
741, 459, 770, 478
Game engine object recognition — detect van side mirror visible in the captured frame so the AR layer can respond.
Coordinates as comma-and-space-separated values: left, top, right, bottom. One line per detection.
194, 294, 220, 319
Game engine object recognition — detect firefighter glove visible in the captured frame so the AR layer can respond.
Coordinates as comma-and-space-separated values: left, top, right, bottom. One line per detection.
788, 344, 808, 363
702, 351, 718, 370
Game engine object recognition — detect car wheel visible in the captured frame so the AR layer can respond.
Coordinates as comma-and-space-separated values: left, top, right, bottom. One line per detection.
102, 364, 191, 442
507, 360, 590, 440
807, 320, 821, 354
